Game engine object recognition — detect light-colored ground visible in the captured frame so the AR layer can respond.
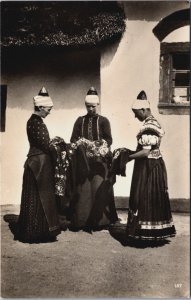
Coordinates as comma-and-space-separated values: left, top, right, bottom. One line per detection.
1, 205, 190, 298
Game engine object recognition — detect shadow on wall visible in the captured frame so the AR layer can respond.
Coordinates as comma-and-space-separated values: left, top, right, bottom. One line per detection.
101, 40, 121, 69
2, 47, 103, 110
120, 1, 189, 21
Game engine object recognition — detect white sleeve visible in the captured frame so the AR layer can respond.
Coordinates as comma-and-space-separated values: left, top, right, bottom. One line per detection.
138, 134, 159, 150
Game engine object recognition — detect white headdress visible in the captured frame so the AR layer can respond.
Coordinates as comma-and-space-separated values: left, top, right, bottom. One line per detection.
85, 87, 99, 105
33, 87, 53, 107
132, 90, 150, 109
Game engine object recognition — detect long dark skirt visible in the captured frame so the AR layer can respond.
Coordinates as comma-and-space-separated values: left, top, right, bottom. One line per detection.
127, 157, 176, 240
14, 166, 60, 243
70, 160, 118, 230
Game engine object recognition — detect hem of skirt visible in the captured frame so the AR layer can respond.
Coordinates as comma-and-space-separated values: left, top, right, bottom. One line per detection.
139, 222, 175, 229
127, 233, 176, 240
13, 226, 61, 243
126, 223, 176, 240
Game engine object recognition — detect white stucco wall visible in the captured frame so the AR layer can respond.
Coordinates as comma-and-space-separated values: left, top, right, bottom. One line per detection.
1, 48, 100, 205
100, 4, 190, 200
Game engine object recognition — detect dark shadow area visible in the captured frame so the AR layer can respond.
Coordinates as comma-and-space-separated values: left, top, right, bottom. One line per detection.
68, 223, 111, 235
109, 223, 171, 248
122, 1, 189, 22
1, 47, 100, 110
100, 40, 121, 69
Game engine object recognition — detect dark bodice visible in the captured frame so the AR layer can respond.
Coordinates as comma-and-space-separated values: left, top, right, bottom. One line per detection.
27, 114, 50, 156
70, 114, 112, 146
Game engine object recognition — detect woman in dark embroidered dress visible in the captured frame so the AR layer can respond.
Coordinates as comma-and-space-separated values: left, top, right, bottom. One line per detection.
69, 87, 118, 231
13, 87, 61, 243
126, 91, 176, 240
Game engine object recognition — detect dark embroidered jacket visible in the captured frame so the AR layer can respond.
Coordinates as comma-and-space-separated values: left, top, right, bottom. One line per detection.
27, 114, 50, 157
70, 114, 112, 146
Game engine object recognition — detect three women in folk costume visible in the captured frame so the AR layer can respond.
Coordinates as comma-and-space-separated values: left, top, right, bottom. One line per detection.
10, 86, 175, 243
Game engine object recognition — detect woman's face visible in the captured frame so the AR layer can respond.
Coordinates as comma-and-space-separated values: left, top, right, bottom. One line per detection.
39, 106, 52, 118
132, 109, 146, 122
85, 103, 98, 116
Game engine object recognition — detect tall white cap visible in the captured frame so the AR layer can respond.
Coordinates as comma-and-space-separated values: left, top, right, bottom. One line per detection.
85, 87, 99, 105
132, 90, 150, 109
33, 87, 53, 107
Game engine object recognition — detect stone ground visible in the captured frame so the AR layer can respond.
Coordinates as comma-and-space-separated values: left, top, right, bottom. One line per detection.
1, 205, 190, 299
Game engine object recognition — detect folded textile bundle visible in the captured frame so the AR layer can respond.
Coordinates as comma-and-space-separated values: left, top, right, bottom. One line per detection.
110, 148, 135, 177
50, 136, 71, 197
49, 137, 93, 196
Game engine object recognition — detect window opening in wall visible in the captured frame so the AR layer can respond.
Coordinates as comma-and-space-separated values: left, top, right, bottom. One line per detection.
159, 42, 190, 115
172, 53, 190, 104
1, 85, 7, 132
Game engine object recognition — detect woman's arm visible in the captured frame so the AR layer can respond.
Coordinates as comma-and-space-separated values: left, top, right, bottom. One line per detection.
70, 117, 82, 143
101, 117, 112, 146
130, 130, 160, 160
129, 149, 150, 160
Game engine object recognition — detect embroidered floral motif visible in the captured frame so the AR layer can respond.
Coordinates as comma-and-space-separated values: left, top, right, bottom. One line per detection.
136, 116, 164, 158
50, 136, 110, 196
76, 137, 109, 158
88, 118, 93, 141
148, 149, 162, 159
50, 136, 72, 196
113, 150, 120, 159
138, 115, 165, 138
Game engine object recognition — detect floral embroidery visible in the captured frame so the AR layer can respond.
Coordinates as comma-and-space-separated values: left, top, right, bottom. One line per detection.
138, 115, 165, 138
136, 116, 164, 159
88, 118, 93, 141
50, 137, 72, 197
50, 136, 110, 196
76, 137, 109, 158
